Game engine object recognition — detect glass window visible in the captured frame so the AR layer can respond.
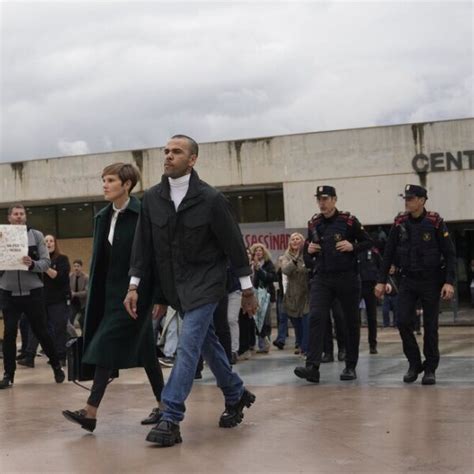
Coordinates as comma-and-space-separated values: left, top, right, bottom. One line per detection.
93, 201, 109, 215
57, 203, 93, 238
223, 188, 284, 223
25, 206, 57, 236
0, 208, 8, 224
266, 189, 284, 221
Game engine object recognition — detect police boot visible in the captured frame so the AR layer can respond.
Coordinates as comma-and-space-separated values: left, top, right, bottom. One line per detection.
340, 367, 357, 381
0, 373, 14, 389
294, 363, 320, 383
321, 353, 334, 363
421, 370, 436, 385
18, 357, 35, 368
403, 364, 423, 383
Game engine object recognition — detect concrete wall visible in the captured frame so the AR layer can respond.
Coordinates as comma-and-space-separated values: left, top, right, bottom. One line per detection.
1, 118, 473, 227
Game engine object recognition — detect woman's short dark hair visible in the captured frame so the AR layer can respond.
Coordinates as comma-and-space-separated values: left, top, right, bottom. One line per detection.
101, 163, 141, 194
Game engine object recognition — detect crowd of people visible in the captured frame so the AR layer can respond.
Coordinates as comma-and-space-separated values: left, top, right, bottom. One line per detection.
0, 134, 457, 449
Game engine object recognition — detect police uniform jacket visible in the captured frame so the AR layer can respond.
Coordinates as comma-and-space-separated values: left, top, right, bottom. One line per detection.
303, 209, 373, 274
378, 209, 456, 284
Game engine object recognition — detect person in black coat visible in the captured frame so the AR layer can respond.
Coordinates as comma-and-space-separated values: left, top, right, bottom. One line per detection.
20, 235, 71, 366
62, 163, 164, 433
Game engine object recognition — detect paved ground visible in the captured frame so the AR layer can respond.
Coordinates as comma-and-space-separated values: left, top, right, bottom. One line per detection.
0, 327, 473, 473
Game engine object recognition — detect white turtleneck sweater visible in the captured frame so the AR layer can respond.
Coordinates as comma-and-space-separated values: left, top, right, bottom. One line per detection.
108, 198, 130, 245
130, 174, 252, 291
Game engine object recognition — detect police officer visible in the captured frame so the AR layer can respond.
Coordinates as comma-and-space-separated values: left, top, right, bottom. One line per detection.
358, 246, 381, 354
295, 185, 372, 383
375, 185, 456, 385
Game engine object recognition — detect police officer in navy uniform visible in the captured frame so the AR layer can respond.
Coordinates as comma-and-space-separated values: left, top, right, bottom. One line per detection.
375, 184, 456, 385
295, 185, 372, 383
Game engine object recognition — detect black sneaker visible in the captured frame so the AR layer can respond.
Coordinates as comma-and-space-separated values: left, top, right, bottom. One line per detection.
337, 350, 346, 362
53, 365, 65, 383
141, 407, 163, 425
294, 364, 320, 383
146, 420, 182, 446
421, 370, 436, 385
369, 346, 378, 355
18, 358, 35, 368
321, 353, 334, 363
0, 373, 14, 389
62, 409, 96, 432
219, 389, 256, 428
403, 364, 423, 383
340, 367, 357, 381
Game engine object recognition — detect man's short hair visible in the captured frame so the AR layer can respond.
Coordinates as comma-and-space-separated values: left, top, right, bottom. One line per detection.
101, 162, 141, 194
8, 203, 25, 215
73, 259, 83, 266
171, 134, 199, 156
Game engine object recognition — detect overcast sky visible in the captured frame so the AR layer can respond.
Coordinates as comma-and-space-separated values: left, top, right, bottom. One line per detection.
1, 0, 472, 163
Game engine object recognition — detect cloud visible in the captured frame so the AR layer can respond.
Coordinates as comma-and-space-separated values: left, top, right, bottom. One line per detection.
57, 139, 90, 156
0, 1, 472, 162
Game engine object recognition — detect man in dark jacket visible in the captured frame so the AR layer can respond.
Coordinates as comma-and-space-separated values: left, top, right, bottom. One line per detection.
125, 135, 258, 447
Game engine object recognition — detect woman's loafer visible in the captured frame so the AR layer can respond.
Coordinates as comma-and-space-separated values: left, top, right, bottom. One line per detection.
62, 409, 96, 432
141, 407, 162, 425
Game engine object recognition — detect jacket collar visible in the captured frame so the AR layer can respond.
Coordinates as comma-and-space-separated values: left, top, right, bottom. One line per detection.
95, 195, 140, 220
158, 168, 203, 204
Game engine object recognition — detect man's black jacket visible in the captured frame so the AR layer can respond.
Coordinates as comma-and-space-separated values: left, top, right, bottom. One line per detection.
129, 169, 251, 312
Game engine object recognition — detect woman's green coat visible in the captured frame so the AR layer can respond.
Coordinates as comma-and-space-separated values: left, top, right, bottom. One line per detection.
82, 196, 156, 369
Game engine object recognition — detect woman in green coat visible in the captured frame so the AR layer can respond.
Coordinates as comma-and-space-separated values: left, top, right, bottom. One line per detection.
63, 163, 164, 433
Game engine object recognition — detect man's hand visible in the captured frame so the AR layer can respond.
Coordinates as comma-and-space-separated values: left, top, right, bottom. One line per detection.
374, 283, 386, 299
22, 256, 33, 267
335, 240, 353, 252
124, 287, 139, 319
152, 304, 168, 320
241, 288, 258, 316
440, 283, 455, 301
307, 242, 321, 254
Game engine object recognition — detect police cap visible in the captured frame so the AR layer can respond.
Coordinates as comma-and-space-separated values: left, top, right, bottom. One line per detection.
400, 184, 428, 199
315, 185, 336, 197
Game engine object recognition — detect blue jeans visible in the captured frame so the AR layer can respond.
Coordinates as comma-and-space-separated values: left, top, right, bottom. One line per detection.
276, 308, 289, 344
161, 303, 244, 424
288, 314, 310, 352
383, 294, 399, 327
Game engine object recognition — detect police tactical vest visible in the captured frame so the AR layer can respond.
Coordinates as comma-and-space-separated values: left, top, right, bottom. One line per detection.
309, 211, 357, 273
394, 211, 443, 272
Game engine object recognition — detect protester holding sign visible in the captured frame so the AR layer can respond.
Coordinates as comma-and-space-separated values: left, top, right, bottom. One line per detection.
0, 204, 65, 389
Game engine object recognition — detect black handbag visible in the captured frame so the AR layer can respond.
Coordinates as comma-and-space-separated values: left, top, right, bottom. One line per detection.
66, 337, 118, 390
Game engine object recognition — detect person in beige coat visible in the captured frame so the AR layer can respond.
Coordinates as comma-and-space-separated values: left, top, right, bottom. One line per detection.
280, 233, 310, 355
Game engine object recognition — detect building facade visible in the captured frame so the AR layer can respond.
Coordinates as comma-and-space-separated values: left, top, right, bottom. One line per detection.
1, 118, 473, 306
